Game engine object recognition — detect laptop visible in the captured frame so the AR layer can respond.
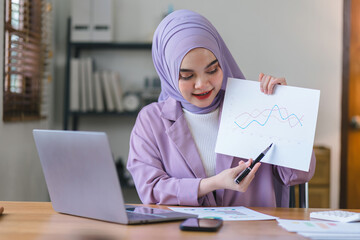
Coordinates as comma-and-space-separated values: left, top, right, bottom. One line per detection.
33, 129, 197, 224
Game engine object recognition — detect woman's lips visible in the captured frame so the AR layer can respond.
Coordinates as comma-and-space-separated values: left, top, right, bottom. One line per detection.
193, 90, 212, 100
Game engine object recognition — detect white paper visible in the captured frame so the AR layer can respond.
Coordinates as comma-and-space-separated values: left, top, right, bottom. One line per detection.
169, 206, 277, 221
298, 232, 360, 240
215, 78, 320, 171
277, 219, 360, 233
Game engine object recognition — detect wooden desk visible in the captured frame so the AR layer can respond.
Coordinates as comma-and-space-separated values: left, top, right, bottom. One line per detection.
0, 201, 358, 240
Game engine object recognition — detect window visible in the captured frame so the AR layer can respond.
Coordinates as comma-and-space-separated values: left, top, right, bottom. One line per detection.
3, 0, 51, 121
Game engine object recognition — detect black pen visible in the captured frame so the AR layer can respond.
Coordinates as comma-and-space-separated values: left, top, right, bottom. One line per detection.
234, 143, 273, 184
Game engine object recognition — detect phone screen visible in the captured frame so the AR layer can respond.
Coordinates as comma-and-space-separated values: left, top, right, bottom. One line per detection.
180, 218, 223, 232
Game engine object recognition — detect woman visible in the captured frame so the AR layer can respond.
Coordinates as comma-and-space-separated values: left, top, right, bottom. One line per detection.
127, 9, 315, 207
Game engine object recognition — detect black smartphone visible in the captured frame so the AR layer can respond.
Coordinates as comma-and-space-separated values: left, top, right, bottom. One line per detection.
179, 218, 223, 232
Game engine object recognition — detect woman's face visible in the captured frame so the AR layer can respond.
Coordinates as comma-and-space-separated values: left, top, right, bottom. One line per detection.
178, 48, 223, 108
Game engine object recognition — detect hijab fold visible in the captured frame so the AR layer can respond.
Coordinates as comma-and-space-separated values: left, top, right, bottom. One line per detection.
152, 9, 245, 114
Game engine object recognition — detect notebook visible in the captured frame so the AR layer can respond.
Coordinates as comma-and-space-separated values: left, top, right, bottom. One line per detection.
33, 129, 197, 224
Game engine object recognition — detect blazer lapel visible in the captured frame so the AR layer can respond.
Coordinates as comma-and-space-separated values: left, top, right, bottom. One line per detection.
215, 100, 235, 206
162, 98, 207, 179
216, 100, 235, 172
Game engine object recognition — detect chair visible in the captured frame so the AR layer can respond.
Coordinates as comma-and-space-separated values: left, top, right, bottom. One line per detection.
289, 182, 309, 208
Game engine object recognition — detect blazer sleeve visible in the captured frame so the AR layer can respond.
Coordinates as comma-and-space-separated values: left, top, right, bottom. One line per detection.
127, 110, 204, 206
272, 150, 316, 186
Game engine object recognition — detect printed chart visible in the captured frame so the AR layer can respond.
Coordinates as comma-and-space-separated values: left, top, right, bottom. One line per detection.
169, 206, 276, 221
215, 79, 320, 171
234, 104, 304, 130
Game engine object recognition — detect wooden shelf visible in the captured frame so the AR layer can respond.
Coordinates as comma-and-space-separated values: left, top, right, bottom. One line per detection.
70, 42, 152, 50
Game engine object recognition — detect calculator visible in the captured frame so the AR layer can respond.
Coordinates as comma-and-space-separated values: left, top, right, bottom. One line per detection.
310, 210, 360, 223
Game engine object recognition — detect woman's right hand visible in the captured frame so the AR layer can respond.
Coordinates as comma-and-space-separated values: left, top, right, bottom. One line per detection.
198, 159, 261, 198
217, 159, 261, 192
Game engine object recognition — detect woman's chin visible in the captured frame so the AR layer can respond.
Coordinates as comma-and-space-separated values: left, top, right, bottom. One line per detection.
192, 98, 215, 108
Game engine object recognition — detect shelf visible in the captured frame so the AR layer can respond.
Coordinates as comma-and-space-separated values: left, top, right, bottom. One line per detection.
63, 18, 154, 130
70, 42, 152, 50
70, 111, 139, 117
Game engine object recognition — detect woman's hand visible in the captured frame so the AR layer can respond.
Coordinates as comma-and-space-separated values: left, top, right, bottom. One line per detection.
198, 159, 261, 198
258, 72, 287, 95
219, 159, 261, 192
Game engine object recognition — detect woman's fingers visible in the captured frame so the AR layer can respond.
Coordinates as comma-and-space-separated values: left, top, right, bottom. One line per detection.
259, 73, 287, 95
233, 159, 261, 192
241, 163, 260, 186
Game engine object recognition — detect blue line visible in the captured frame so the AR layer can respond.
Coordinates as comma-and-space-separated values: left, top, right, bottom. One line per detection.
234, 104, 303, 129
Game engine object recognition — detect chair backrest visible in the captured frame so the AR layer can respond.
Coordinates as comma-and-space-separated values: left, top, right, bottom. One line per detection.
289, 183, 308, 208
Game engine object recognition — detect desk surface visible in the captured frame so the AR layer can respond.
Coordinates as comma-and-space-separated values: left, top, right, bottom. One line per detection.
0, 201, 358, 240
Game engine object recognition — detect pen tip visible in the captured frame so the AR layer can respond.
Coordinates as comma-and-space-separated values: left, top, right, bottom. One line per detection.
269, 143, 273, 148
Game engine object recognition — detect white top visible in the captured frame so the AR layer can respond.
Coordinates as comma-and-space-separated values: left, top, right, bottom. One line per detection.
183, 108, 219, 177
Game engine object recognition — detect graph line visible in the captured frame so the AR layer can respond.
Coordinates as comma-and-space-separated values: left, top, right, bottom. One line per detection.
234, 104, 303, 129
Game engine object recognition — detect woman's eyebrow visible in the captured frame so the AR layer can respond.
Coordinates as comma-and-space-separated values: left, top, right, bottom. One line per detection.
205, 59, 218, 69
180, 59, 218, 72
179, 68, 193, 72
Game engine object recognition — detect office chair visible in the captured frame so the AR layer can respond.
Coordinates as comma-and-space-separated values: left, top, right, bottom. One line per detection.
289, 182, 309, 208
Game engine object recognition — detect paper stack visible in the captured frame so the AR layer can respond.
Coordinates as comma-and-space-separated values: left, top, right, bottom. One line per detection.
277, 219, 360, 239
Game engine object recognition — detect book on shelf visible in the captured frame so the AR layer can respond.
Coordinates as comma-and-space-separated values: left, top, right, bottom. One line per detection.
68, 60, 126, 113
85, 58, 94, 111
93, 71, 104, 112
70, 58, 80, 111
79, 59, 88, 112
109, 72, 124, 112
101, 71, 115, 112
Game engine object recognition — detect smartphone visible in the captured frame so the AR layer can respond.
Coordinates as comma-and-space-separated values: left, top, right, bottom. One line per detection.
179, 218, 223, 232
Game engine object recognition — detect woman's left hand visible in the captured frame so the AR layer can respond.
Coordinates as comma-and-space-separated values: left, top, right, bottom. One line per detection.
258, 72, 287, 95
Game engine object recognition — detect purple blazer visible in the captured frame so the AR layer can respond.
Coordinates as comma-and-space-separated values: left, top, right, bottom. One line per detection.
127, 97, 316, 207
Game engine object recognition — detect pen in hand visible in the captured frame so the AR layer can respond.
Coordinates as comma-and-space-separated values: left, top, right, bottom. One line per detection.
234, 143, 273, 184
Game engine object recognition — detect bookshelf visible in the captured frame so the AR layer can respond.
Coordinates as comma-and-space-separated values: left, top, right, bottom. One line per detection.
63, 18, 153, 130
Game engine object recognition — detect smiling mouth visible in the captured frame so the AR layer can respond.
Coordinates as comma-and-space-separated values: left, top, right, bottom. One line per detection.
194, 90, 211, 96
193, 89, 213, 99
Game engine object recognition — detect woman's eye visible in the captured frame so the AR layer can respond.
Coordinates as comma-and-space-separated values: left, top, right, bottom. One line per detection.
180, 74, 193, 80
207, 67, 218, 74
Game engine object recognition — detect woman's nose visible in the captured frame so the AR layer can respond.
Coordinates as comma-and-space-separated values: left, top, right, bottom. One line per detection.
194, 76, 208, 89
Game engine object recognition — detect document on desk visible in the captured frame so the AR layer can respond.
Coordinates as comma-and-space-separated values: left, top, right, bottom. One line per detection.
215, 78, 320, 172
169, 206, 276, 221
277, 219, 360, 239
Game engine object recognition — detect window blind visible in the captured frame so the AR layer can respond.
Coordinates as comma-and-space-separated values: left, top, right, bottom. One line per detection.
3, 0, 52, 122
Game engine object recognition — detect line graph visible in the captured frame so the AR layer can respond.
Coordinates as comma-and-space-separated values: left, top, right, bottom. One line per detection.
234, 104, 304, 130
215, 78, 320, 172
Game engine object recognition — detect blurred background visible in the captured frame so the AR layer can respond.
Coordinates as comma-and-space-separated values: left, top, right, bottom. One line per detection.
1, 0, 352, 209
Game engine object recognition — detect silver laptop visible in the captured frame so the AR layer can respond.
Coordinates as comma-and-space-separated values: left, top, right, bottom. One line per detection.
33, 129, 197, 224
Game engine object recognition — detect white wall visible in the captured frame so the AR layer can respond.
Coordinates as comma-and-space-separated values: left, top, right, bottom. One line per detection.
0, 4, 50, 201
2, 0, 343, 207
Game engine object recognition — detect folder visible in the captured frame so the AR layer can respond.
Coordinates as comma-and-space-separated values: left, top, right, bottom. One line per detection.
92, 0, 113, 42
71, 0, 91, 42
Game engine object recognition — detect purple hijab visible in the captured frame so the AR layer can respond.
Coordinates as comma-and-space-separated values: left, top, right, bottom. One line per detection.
152, 9, 245, 114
